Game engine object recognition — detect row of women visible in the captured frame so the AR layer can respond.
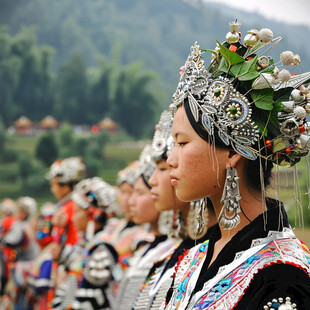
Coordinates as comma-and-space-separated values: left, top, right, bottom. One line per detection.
1, 21, 310, 310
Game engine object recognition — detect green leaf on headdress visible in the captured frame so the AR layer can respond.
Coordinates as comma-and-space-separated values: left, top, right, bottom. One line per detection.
230, 56, 257, 76
238, 71, 261, 81
251, 89, 274, 110
254, 120, 268, 137
201, 49, 218, 58
229, 56, 260, 81
273, 100, 284, 112
214, 57, 230, 76
216, 41, 244, 66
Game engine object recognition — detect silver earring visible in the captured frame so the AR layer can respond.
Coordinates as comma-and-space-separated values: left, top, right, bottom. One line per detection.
86, 220, 95, 241
169, 210, 187, 240
187, 199, 208, 240
158, 210, 174, 236
218, 167, 242, 230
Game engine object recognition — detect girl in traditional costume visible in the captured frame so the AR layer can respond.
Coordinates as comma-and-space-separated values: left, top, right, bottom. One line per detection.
161, 21, 310, 310
105, 161, 154, 273
114, 145, 178, 310
28, 157, 86, 309
132, 111, 217, 310
52, 177, 119, 310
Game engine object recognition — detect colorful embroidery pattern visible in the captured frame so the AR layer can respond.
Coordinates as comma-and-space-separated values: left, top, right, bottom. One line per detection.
176, 241, 209, 301
193, 239, 310, 309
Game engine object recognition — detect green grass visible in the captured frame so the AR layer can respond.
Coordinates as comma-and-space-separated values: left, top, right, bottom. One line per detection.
6, 134, 38, 156
0, 134, 144, 203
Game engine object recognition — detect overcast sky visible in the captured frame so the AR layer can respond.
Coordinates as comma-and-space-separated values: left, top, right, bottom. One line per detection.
204, 0, 310, 29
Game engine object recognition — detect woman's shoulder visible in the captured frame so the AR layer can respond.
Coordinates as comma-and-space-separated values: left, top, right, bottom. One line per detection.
235, 263, 310, 310
190, 235, 310, 310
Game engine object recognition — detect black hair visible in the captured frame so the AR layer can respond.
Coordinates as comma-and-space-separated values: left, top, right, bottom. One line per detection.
183, 97, 273, 191
58, 181, 76, 190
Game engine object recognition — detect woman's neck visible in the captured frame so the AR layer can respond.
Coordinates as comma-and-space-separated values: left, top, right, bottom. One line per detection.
150, 221, 161, 236
211, 176, 266, 243
178, 203, 190, 225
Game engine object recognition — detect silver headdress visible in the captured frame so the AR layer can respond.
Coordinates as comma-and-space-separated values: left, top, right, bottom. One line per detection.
116, 161, 138, 187
72, 177, 119, 212
17, 196, 37, 215
46, 157, 87, 184
136, 144, 156, 187
170, 22, 310, 166
151, 110, 174, 160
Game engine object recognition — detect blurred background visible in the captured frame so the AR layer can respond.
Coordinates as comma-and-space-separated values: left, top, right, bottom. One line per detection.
0, 0, 310, 235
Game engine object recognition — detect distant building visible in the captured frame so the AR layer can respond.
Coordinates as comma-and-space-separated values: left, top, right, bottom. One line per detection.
39, 115, 59, 131
14, 116, 33, 135
98, 117, 118, 134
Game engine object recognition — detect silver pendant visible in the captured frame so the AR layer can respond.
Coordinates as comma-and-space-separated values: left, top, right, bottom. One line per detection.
218, 167, 242, 230
187, 198, 208, 240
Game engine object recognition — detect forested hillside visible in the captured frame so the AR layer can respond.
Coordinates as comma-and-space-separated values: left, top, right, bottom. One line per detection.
0, 0, 309, 133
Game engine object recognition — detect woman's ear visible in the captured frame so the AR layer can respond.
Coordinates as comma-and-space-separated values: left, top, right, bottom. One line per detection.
227, 151, 243, 168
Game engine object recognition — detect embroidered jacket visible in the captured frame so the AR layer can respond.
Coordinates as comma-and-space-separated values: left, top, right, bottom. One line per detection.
114, 235, 178, 310
160, 201, 310, 310
52, 230, 118, 310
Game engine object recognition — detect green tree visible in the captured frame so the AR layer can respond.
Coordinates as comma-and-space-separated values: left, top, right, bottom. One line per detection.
0, 27, 54, 125
112, 62, 162, 138
0, 118, 6, 155
87, 132, 109, 159
88, 56, 114, 124
18, 154, 33, 183
12, 27, 54, 120
53, 54, 88, 124
0, 27, 22, 126
58, 123, 74, 146
35, 132, 58, 166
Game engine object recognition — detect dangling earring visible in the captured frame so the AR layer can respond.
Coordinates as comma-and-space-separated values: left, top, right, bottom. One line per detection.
187, 199, 208, 240
86, 220, 95, 241
169, 210, 187, 240
218, 167, 242, 230
158, 210, 174, 236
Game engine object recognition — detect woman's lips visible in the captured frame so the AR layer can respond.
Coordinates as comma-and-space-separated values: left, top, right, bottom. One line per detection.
129, 208, 136, 218
151, 192, 159, 200
170, 175, 179, 185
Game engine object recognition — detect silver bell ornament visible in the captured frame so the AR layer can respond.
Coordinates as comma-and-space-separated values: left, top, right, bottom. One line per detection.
229, 20, 242, 32
226, 20, 241, 44
293, 54, 300, 65
280, 51, 294, 66
281, 101, 295, 113
280, 118, 299, 138
252, 73, 274, 89
278, 69, 291, 82
257, 56, 269, 69
293, 106, 307, 120
226, 32, 240, 44
290, 89, 305, 103
244, 29, 258, 47
296, 135, 310, 151
258, 28, 273, 43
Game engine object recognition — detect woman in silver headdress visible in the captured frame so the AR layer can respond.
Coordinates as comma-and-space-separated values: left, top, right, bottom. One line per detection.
160, 21, 310, 310
104, 161, 154, 275
52, 177, 119, 310
132, 110, 217, 310
114, 145, 178, 310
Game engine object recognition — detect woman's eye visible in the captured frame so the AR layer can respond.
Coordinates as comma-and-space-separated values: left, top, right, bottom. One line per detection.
177, 142, 187, 147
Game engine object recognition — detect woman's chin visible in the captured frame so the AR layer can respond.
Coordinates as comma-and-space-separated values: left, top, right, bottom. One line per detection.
175, 191, 206, 203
